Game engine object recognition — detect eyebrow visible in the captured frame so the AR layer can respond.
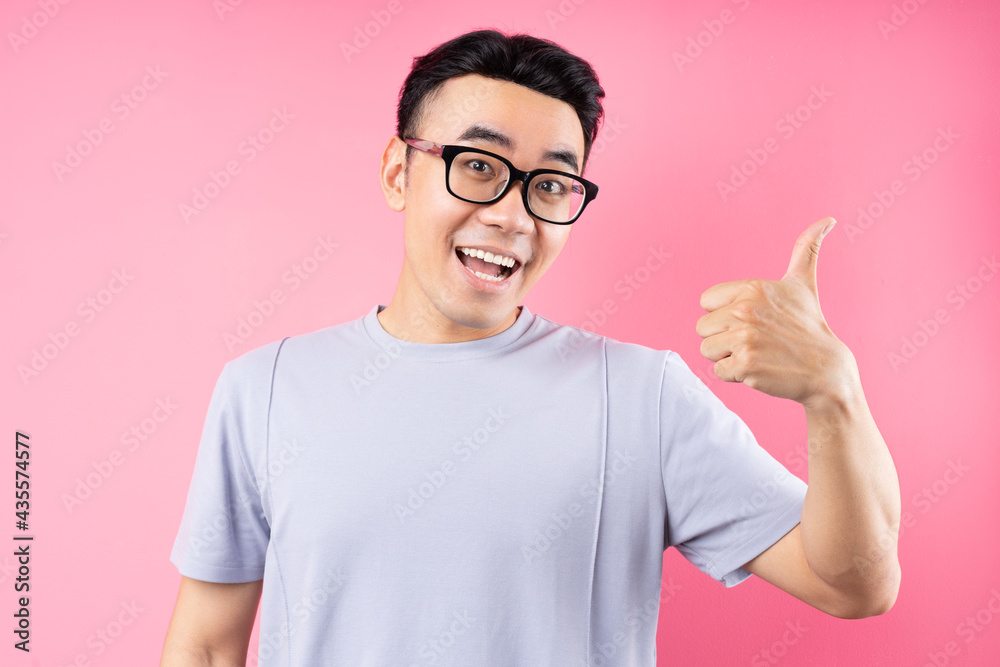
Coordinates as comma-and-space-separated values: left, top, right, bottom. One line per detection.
456, 123, 580, 174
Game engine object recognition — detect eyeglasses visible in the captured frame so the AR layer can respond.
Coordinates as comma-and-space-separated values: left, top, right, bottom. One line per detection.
403, 138, 598, 225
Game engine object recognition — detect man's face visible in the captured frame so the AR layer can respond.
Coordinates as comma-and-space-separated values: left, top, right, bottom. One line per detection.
382, 73, 587, 337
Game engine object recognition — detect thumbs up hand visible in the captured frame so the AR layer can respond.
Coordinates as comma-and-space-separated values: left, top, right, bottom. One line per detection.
696, 217, 860, 410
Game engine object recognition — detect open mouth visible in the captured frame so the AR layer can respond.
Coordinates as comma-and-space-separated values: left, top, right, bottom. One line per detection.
455, 246, 521, 283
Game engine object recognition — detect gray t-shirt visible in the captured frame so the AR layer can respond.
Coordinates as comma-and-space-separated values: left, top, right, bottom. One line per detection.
170, 304, 807, 666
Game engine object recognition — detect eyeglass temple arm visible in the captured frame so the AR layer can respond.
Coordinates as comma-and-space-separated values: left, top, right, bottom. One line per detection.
403, 138, 443, 157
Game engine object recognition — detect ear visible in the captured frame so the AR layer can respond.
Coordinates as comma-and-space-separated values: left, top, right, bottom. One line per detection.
379, 136, 407, 212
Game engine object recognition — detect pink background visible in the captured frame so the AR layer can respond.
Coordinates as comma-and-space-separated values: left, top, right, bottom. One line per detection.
3, 0, 998, 665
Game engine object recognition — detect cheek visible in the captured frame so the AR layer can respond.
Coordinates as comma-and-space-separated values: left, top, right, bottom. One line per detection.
408, 164, 459, 214
402, 193, 470, 264
534, 228, 571, 268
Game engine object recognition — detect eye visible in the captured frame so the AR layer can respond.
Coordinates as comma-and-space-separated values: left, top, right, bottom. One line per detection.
464, 159, 493, 174
536, 179, 567, 195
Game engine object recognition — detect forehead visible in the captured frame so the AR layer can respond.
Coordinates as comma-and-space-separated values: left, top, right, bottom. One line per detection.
419, 74, 585, 166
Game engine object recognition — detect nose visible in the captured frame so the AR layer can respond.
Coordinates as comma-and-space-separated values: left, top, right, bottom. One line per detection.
476, 178, 535, 233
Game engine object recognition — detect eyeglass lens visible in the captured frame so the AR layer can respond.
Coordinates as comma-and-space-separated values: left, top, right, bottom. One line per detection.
449, 151, 587, 223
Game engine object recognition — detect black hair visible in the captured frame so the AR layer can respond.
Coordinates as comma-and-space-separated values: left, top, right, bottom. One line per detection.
396, 28, 605, 177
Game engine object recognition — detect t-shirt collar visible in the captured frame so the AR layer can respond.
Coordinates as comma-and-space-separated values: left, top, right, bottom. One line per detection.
362, 304, 536, 361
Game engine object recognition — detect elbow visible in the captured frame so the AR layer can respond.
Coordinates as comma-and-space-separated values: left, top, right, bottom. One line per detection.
836, 590, 897, 619
827, 561, 901, 619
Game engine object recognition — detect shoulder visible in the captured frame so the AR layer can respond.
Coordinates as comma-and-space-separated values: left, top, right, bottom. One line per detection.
221, 337, 286, 391
222, 315, 365, 383
581, 335, 724, 417
529, 311, 675, 385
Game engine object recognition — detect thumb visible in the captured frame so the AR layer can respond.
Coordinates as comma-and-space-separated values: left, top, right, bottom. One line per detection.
782, 216, 835, 289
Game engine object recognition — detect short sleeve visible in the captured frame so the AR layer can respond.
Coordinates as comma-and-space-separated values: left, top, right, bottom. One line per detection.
169, 360, 270, 582
659, 350, 807, 587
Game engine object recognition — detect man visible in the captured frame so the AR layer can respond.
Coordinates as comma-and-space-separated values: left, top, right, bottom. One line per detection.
161, 29, 900, 666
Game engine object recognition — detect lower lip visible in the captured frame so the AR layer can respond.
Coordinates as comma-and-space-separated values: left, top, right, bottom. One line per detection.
455, 249, 518, 293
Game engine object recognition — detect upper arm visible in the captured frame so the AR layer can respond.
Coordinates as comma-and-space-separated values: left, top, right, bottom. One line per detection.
658, 350, 809, 586
160, 575, 262, 666
742, 523, 878, 619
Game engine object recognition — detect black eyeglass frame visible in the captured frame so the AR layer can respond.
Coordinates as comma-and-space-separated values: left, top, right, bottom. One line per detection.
403, 138, 599, 225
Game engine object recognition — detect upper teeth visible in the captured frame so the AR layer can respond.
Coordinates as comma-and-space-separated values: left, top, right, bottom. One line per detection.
458, 247, 516, 268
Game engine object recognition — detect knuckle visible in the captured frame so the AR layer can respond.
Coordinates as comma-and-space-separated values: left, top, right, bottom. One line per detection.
733, 302, 757, 322
734, 347, 755, 371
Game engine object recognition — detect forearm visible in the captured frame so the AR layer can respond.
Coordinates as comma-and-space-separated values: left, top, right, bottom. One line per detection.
799, 357, 901, 615
160, 643, 247, 667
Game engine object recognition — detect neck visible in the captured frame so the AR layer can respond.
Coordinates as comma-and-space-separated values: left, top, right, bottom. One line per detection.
377, 301, 521, 344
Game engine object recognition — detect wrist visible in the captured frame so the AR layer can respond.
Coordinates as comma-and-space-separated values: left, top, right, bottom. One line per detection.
802, 344, 865, 419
